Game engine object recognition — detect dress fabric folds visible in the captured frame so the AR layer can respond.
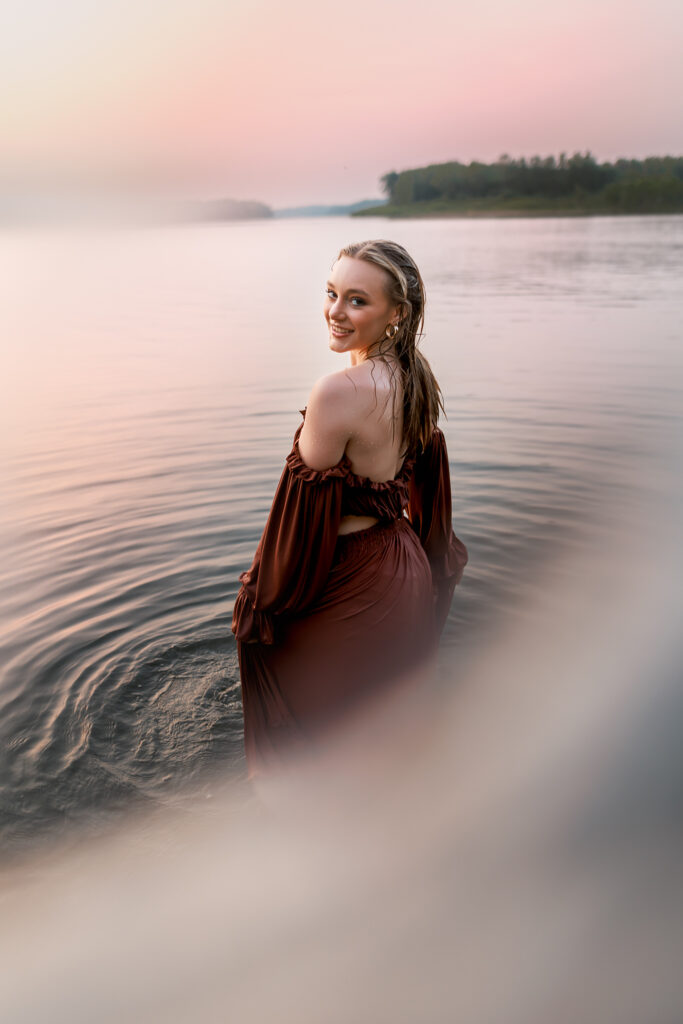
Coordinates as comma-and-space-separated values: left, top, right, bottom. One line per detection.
232, 408, 468, 777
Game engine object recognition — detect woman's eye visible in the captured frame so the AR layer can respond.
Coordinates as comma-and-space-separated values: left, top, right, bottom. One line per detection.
325, 289, 363, 306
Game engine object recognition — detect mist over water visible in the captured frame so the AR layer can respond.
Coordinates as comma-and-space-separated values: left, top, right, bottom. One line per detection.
1, 379, 682, 1024
0, 214, 681, 862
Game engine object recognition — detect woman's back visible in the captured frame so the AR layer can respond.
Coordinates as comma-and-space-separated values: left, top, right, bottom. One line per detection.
299, 359, 408, 484
341, 359, 408, 481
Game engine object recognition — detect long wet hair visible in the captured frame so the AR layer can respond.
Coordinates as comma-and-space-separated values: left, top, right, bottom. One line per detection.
336, 239, 445, 458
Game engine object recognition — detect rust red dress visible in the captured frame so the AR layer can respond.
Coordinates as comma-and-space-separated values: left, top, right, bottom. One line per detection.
231, 408, 468, 778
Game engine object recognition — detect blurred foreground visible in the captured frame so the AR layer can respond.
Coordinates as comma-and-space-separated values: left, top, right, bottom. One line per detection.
1, 426, 682, 1024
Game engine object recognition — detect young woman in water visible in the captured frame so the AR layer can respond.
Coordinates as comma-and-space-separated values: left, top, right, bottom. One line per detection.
232, 239, 467, 778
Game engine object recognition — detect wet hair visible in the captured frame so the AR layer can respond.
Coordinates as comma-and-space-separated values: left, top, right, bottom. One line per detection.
336, 239, 445, 458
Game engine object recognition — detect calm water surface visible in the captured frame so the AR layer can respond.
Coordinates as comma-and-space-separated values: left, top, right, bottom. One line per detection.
1, 215, 681, 856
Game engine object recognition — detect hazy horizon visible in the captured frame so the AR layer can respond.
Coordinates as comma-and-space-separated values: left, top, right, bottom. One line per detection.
1, 0, 681, 207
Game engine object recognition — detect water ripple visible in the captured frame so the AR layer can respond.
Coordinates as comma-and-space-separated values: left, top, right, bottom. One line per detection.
1, 215, 681, 856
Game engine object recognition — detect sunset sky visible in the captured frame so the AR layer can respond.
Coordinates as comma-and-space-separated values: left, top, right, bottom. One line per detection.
1, 0, 681, 207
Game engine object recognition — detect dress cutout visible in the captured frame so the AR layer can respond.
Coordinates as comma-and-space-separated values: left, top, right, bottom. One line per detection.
232, 408, 468, 777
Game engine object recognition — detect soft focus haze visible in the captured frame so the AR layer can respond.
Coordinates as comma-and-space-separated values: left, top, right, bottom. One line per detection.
1, 0, 682, 205
2, 419, 683, 1022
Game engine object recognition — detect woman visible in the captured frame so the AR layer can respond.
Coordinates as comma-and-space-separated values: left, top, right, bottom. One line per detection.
232, 239, 468, 778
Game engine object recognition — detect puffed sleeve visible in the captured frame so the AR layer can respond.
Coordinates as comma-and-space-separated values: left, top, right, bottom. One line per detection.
231, 418, 346, 645
407, 426, 468, 636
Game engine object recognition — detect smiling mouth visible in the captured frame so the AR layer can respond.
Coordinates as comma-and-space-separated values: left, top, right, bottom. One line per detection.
330, 323, 353, 336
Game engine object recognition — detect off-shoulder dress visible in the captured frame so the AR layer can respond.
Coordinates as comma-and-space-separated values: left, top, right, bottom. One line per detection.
232, 407, 468, 777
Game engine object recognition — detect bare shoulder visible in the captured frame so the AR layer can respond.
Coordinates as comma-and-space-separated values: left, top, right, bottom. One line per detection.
307, 366, 377, 424
297, 371, 358, 471
308, 369, 357, 414
298, 363, 399, 471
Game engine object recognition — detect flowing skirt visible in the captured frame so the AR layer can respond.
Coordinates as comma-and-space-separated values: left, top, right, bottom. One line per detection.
237, 517, 438, 778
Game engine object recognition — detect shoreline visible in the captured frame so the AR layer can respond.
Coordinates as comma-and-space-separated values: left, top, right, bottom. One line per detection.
352, 202, 683, 220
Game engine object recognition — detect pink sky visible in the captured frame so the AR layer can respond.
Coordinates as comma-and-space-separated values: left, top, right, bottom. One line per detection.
1, 0, 681, 206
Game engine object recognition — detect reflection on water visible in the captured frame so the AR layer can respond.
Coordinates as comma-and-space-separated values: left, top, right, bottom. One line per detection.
0, 215, 682, 856
1, 418, 682, 1023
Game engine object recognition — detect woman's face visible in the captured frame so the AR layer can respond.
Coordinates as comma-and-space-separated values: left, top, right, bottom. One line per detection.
324, 256, 400, 358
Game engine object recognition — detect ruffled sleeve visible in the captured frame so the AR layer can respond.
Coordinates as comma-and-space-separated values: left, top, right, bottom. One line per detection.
231, 415, 347, 645
407, 426, 468, 636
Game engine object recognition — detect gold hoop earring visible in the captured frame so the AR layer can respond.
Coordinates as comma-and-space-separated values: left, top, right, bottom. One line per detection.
385, 324, 399, 340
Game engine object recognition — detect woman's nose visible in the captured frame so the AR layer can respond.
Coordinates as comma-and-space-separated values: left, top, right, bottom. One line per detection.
328, 296, 345, 320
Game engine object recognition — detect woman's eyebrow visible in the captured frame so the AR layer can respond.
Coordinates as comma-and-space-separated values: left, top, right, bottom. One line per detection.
326, 281, 371, 298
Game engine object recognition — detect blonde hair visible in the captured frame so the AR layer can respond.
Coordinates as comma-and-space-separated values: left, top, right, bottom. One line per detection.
337, 239, 445, 457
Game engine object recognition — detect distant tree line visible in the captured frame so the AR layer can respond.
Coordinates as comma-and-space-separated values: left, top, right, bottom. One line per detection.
380, 154, 683, 212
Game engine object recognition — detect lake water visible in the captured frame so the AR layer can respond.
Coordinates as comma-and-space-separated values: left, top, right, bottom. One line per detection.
1, 214, 682, 858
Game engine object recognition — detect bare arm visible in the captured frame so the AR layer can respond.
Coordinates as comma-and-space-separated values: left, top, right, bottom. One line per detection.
297, 372, 358, 471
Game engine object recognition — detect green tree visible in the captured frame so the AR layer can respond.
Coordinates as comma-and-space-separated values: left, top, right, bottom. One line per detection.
380, 172, 399, 201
